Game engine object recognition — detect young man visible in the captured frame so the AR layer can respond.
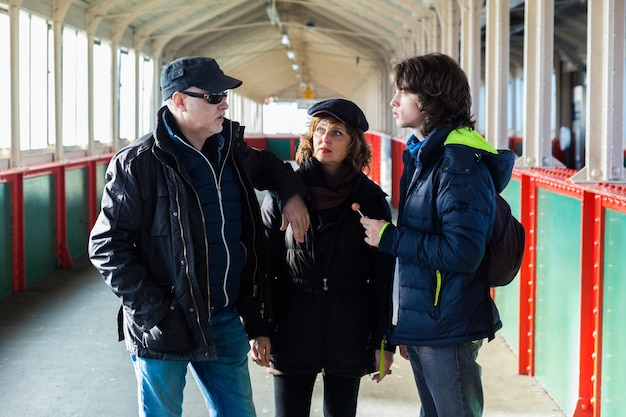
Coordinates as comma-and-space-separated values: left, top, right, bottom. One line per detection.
89, 56, 309, 417
359, 53, 516, 417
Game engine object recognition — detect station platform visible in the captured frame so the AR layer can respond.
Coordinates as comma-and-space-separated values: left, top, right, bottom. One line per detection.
0, 255, 567, 417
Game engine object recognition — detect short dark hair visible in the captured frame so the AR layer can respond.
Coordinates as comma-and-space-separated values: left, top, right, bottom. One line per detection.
390, 53, 475, 137
295, 115, 372, 173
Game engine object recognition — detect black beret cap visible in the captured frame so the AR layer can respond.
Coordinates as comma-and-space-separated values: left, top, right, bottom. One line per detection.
308, 98, 369, 132
160, 56, 242, 101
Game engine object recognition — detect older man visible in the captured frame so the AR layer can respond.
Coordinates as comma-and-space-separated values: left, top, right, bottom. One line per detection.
89, 56, 309, 417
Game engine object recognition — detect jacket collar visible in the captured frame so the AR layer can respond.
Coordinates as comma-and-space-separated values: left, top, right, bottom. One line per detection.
154, 106, 243, 152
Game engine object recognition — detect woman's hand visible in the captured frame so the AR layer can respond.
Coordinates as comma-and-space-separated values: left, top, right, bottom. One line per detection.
249, 336, 271, 367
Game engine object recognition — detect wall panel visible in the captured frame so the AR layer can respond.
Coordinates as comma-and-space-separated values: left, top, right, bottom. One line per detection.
24, 176, 56, 284
65, 168, 89, 259
534, 190, 581, 416
600, 208, 626, 416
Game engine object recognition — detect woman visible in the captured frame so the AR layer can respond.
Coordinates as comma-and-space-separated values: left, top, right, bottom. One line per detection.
261, 98, 395, 417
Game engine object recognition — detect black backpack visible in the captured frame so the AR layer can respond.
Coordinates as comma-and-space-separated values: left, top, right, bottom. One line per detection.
433, 168, 525, 287
480, 193, 526, 287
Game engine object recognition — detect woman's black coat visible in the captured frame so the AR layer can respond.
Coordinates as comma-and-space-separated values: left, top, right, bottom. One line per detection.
261, 165, 394, 377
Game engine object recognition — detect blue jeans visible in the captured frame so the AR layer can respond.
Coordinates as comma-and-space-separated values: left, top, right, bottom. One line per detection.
131, 308, 256, 417
406, 341, 484, 417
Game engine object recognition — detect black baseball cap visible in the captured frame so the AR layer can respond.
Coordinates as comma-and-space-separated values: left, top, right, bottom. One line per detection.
160, 56, 242, 101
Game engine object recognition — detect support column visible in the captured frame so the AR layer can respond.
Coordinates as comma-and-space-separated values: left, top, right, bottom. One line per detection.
87, 34, 95, 156
9, 0, 22, 168
459, 0, 484, 127
111, 42, 119, 152
431, 0, 460, 60
52, 0, 72, 161
517, 0, 556, 168
485, 0, 510, 149
571, 0, 625, 183
134, 48, 142, 141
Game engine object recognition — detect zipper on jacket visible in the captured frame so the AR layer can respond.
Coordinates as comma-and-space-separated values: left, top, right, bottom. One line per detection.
157, 139, 212, 349
214, 141, 231, 306
322, 278, 328, 291
170, 170, 211, 349
434, 270, 442, 306
181, 134, 232, 307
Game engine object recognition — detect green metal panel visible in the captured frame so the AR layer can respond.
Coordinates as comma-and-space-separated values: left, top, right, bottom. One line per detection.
0, 183, 11, 298
495, 180, 522, 354
601, 209, 626, 416
66, 168, 89, 259
24, 175, 56, 284
266, 138, 294, 160
534, 189, 581, 416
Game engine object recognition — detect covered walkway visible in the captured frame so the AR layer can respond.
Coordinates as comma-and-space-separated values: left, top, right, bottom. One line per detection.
0, 256, 565, 417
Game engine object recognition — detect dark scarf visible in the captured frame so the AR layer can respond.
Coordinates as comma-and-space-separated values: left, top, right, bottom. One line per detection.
299, 158, 358, 233
300, 158, 357, 211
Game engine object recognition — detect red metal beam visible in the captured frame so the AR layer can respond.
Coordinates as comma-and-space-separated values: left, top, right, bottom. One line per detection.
572, 190, 602, 417
518, 172, 536, 375
7, 172, 25, 292
590, 194, 606, 417
365, 132, 382, 185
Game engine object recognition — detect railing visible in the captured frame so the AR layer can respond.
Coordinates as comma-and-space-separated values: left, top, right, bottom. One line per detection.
0, 155, 111, 294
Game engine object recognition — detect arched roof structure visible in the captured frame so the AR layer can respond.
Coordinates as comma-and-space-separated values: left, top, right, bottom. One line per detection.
28, 0, 588, 103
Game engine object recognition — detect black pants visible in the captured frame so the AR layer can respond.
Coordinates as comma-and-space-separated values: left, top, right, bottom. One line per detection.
273, 372, 361, 417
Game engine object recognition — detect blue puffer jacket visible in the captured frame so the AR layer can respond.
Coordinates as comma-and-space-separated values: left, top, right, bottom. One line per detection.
378, 127, 516, 346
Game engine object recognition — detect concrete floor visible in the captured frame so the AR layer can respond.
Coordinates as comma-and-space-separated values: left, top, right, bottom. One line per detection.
0, 256, 567, 417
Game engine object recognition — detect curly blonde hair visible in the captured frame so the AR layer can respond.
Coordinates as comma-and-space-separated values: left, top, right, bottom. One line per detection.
295, 115, 372, 173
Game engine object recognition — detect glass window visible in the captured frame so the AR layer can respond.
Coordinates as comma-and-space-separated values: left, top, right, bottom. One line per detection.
62, 26, 88, 147
0, 11, 10, 149
262, 101, 308, 134
18, 11, 52, 150
18, 11, 31, 150
93, 39, 112, 143
61, 27, 77, 147
119, 49, 136, 141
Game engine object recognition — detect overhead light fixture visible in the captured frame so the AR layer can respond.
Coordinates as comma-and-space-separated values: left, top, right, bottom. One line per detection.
292, 64, 299, 71
281, 33, 290, 46
266, 5, 281, 26
287, 50, 296, 60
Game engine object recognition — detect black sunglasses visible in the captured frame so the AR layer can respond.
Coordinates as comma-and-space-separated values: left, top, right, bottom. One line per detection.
181, 90, 228, 104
